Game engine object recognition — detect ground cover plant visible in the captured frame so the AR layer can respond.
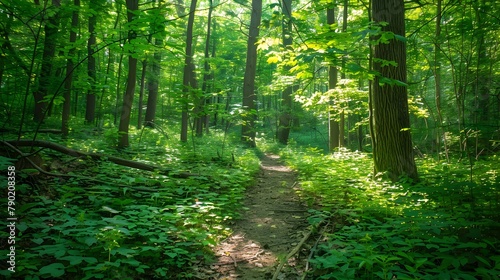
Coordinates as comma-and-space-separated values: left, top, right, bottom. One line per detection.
280, 145, 500, 279
0, 127, 260, 279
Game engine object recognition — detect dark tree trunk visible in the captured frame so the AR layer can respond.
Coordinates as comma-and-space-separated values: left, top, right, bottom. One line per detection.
241, 0, 262, 147
276, 0, 293, 145
144, 38, 162, 127
180, 0, 198, 142
34, 0, 60, 123
137, 60, 147, 129
62, 0, 80, 137
85, 1, 97, 124
327, 6, 339, 152
199, 0, 214, 136
118, 0, 139, 148
370, 0, 418, 181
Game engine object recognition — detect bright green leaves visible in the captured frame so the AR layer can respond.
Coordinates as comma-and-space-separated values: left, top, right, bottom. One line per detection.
283, 145, 500, 279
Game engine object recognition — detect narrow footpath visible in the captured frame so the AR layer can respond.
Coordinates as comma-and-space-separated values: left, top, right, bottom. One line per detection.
209, 154, 310, 279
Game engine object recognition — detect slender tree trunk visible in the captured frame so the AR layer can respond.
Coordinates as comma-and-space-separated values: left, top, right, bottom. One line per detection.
34, 0, 60, 123
137, 60, 147, 129
338, 0, 348, 148
199, 0, 214, 136
62, 0, 80, 137
327, 6, 339, 152
85, 0, 97, 124
181, 0, 198, 142
241, 0, 262, 147
114, 53, 124, 125
370, 0, 418, 181
277, 0, 293, 144
118, 0, 139, 148
434, 0, 449, 161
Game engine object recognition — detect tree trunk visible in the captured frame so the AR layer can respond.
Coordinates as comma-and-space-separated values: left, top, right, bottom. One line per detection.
180, 0, 198, 142
276, 0, 293, 145
339, 0, 348, 148
144, 38, 162, 127
241, 0, 262, 147
118, 0, 139, 148
370, 0, 418, 181
34, 0, 60, 123
85, 1, 97, 124
327, 6, 339, 152
199, 0, 214, 136
62, 0, 80, 137
137, 60, 147, 129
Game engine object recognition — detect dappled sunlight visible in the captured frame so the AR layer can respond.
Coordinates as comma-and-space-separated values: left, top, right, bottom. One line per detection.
211, 233, 277, 279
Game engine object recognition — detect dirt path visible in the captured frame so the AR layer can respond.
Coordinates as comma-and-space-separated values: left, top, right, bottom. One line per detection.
208, 154, 310, 279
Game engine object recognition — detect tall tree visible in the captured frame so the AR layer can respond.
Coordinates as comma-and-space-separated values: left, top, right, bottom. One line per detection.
118, 0, 139, 148
34, 0, 61, 122
198, 0, 215, 136
327, 5, 340, 152
85, 0, 98, 124
180, 0, 198, 142
276, 0, 293, 144
241, 0, 262, 147
62, 0, 80, 137
370, 0, 418, 181
145, 0, 164, 128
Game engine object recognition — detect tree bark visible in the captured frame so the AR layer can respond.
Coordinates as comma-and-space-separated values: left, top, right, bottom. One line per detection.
327, 6, 339, 152
370, 0, 418, 181
241, 0, 262, 147
118, 0, 139, 148
34, 0, 61, 123
180, 0, 198, 142
62, 0, 80, 137
85, 1, 97, 124
199, 0, 214, 136
137, 60, 147, 129
276, 0, 293, 145
144, 38, 162, 127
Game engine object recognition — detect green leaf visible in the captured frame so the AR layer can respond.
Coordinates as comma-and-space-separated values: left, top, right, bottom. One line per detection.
39, 263, 65, 277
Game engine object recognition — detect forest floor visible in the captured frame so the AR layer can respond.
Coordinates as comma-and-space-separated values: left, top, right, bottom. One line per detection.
206, 154, 311, 279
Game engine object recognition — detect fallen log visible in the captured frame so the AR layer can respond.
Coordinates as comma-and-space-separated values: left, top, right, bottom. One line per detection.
1, 140, 195, 178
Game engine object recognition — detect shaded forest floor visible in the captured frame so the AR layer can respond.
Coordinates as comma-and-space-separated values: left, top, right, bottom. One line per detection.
207, 154, 310, 279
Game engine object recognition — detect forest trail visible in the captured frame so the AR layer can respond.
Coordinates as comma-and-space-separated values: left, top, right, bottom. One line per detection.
208, 154, 310, 279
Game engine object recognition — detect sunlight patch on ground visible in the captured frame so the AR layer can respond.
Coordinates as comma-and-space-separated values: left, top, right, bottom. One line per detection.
211, 233, 277, 279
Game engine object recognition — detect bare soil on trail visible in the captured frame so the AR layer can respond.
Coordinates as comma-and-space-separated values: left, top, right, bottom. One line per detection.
207, 154, 311, 279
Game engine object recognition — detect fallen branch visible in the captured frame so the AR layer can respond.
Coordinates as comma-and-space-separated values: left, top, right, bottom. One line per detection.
272, 228, 313, 280
2, 140, 195, 178
301, 222, 331, 280
2, 141, 158, 192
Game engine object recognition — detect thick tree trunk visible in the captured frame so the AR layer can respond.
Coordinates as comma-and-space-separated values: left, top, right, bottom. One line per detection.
62, 0, 79, 137
276, 0, 293, 145
34, 0, 60, 123
85, 1, 97, 124
145, 38, 162, 127
241, 0, 262, 147
370, 0, 418, 181
118, 0, 139, 148
181, 0, 198, 142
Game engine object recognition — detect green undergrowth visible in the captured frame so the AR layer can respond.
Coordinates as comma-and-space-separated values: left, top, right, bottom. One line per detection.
280, 146, 500, 279
0, 127, 260, 279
